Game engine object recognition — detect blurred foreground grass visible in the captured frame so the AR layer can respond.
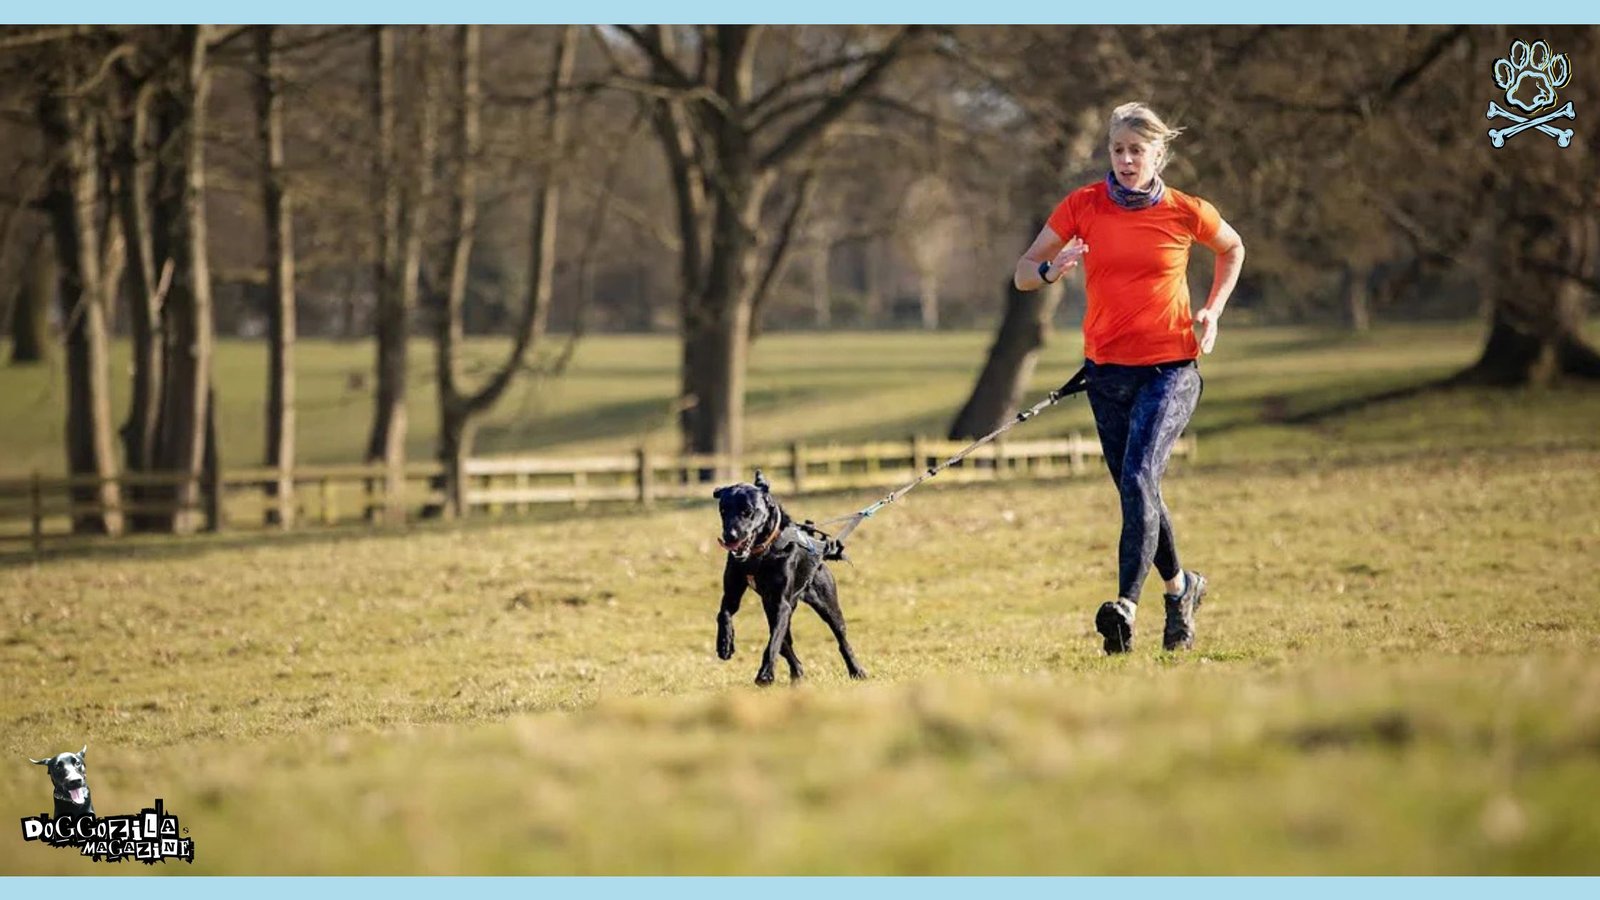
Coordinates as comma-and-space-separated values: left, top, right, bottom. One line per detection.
2, 444, 1598, 872
2, 321, 1599, 873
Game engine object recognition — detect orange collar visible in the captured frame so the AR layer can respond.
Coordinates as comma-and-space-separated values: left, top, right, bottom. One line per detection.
748, 520, 783, 558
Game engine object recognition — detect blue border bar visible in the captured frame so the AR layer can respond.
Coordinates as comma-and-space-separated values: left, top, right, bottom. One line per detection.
4, 877, 1600, 894
4, 4, 1600, 24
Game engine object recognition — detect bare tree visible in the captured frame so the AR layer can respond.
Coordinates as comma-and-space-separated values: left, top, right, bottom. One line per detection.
945, 29, 1122, 438
900, 173, 957, 331
366, 26, 438, 522
1223, 25, 1600, 385
37, 35, 122, 534
607, 25, 927, 463
434, 25, 576, 516
151, 24, 216, 534
110, 34, 168, 523
255, 24, 297, 526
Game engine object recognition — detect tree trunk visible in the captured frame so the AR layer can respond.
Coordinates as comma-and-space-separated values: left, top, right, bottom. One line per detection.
810, 230, 831, 328
10, 232, 54, 365
1457, 189, 1600, 387
365, 26, 402, 516
40, 83, 122, 535
1342, 262, 1372, 332
681, 165, 764, 465
950, 116, 1092, 440
624, 24, 921, 460
948, 264, 1063, 440
684, 298, 754, 463
366, 27, 437, 525
862, 236, 884, 327
918, 270, 940, 331
436, 24, 574, 517
1462, 285, 1600, 387
435, 23, 483, 520
113, 71, 168, 531
153, 25, 215, 535
256, 25, 297, 527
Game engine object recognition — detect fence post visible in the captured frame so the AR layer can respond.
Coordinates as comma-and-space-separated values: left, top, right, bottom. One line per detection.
30, 471, 43, 555
321, 476, 335, 525
636, 447, 653, 508
386, 455, 404, 525
993, 436, 1005, 480
1069, 431, 1086, 476
573, 471, 588, 510
277, 464, 295, 530
790, 442, 806, 494
911, 435, 926, 476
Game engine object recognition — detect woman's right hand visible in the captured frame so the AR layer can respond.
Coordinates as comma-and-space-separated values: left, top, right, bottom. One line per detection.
1048, 238, 1088, 278
1015, 229, 1087, 290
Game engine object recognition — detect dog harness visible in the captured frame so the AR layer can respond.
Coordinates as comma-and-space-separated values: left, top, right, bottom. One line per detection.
742, 522, 834, 592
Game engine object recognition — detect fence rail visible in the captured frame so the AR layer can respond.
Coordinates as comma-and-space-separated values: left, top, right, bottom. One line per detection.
0, 433, 1194, 552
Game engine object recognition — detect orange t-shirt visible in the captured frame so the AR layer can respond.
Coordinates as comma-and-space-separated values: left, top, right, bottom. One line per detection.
1047, 181, 1226, 366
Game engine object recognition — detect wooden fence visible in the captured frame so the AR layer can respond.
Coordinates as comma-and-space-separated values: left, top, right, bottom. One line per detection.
0, 433, 1194, 553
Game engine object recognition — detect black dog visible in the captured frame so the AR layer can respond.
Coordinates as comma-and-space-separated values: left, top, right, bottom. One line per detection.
30, 745, 94, 818
714, 470, 867, 685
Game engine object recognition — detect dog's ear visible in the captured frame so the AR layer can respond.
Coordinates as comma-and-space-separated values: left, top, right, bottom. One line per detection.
29, 757, 49, 766
754, 469, 769, 493
712, 486, 728, 499
79, 745, 87, 760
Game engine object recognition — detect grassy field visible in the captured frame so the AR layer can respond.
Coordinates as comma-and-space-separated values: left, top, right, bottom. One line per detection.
4, 320, 1599, 478
2, 322, 1600, 874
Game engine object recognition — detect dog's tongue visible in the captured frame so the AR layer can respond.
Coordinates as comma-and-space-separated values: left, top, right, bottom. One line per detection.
70, 787, 86, 804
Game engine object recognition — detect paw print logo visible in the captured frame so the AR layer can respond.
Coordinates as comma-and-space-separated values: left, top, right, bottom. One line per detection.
1493, 40, 1569, 113
1486, 39, 1576, 148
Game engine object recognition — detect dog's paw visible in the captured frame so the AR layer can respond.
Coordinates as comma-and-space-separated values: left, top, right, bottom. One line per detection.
716, 623, 735, 660
754, 669, 776, 686
849, 668, 870, 681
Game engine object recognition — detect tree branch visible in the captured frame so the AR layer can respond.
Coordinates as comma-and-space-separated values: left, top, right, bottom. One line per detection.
749, 166, 818, 334
612, 25, 695, 89
756, 25, 925, 172
465, 24, 577, 417
0, 25, 89, 51
748, 50, 883, 119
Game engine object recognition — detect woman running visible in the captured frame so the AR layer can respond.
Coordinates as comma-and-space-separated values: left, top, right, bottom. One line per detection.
1014, 102, 1245, 654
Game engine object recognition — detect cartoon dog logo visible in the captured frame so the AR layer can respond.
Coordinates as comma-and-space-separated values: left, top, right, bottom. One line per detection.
1487, 40, 1575, 148
29, 746, 94, 819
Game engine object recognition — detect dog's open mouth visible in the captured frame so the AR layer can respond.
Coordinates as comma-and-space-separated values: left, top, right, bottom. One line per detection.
718, 533, 756, 559
66, 785, 87, 805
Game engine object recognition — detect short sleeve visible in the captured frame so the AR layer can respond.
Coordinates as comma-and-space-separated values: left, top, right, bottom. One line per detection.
1190, 197, 1224, 250
1045, 193, 1076, 241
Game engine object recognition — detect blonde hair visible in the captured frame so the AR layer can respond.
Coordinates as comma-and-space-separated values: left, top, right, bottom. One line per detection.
1108, 102, 1184, 173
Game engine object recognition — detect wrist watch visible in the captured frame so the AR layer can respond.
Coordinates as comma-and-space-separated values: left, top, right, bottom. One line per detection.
1037, 260, 1056, 284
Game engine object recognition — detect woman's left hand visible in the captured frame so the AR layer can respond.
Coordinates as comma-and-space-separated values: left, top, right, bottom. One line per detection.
1194, 307, 1220, 354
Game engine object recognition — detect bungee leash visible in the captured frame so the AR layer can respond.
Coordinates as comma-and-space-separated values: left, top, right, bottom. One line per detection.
798, 364, 1092, 556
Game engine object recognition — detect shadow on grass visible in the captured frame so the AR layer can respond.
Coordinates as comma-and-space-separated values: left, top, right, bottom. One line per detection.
474, 378, 930, 454
1196, 373, 1454, 435
1226, 331, 1377, 361
0, 499, 680, 571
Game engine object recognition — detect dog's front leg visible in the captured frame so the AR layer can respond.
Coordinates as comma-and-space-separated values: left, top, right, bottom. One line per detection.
756, 589, 799, 686
716, 557, 745, 660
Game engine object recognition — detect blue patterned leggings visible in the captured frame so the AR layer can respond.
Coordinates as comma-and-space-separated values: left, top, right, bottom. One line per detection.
1085, 359, 1203, 603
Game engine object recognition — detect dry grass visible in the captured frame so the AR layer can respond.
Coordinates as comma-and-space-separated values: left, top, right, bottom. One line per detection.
2, 323, 1600, 873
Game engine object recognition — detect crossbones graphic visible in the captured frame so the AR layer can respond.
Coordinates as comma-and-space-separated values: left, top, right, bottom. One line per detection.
1487, 100, 1575, 147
